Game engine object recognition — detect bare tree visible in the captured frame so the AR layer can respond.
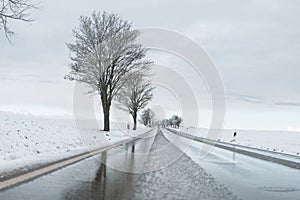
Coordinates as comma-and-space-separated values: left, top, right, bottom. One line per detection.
139, 108, 155, 128
161, 119, 169, 128
66, 11, 152, 131
116, 75, 154, 130
170, 115, 182, 129
0, 0, 37, 40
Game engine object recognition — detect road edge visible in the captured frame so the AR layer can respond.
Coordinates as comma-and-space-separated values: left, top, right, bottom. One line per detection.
0, 129, 155, 192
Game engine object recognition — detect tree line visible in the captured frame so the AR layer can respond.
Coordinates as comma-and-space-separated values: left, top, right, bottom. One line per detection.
139, 108, 183, 129
2, 6, 181, 132
66, 12, 154, 131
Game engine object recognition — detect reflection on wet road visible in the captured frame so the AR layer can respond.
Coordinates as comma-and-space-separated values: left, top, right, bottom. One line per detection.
0, 132, 155, 200
0, 130, 238, 200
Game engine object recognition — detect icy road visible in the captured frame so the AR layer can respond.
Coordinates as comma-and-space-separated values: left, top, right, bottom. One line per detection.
0, 129, 299, 200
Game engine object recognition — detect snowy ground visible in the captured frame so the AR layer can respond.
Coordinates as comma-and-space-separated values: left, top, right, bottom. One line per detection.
0, 131, 239, 200
177, 127, 300, 155
0, 111, 149, 178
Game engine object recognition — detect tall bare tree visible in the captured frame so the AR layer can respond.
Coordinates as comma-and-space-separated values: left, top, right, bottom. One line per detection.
66, 11, 152, 131
116, 75, 154, 130
0, 0, 37, 40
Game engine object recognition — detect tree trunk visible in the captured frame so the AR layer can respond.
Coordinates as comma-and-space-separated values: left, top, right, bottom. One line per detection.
132, 111, 137, 130
101, 93, 111, 132
103, 107, 110, 131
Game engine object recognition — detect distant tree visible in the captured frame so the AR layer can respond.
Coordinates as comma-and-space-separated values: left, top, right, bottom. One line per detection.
170, 115, 182, 129
140, 108, 155, 127
0, 0, 38, 40
140, 109, 149, 127
116, 75, 154, 130
152, 118, 161, 127
161, 119, 169, 128
66, 11, 152, 131
168, 119, 173, 127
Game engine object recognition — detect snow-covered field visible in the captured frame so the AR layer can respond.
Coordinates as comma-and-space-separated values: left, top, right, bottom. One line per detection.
0, 111, 149, 177
177, 127, 300, 155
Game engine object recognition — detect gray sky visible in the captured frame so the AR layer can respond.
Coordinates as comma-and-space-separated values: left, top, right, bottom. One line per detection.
1, 0, 300, 131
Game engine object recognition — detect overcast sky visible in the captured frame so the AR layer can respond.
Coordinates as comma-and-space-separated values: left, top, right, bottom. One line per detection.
1, 0, 300, 131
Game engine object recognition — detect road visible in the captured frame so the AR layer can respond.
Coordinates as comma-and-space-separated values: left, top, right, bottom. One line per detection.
0, 130, 156, 200
0, 129, 299, 200
163, 129, 300, 200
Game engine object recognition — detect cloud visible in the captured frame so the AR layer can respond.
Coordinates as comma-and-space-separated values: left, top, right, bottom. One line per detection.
228, 93, 264, 104
275, 102, 300, 107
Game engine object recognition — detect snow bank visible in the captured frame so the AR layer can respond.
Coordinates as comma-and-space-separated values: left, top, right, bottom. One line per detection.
0, 111, 149, 177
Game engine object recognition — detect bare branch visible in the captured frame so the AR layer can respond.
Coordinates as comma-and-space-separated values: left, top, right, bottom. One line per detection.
0, 0, 38, 41
66, 11, 153, 131
115, 74, 154, 129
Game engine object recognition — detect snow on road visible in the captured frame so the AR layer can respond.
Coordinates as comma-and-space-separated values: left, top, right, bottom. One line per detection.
0, 111, 148, 178
132, 132, 238, 200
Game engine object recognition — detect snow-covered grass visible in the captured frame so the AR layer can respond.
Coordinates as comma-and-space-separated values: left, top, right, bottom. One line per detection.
0, 111, 150, 178
176, 127, 300, 155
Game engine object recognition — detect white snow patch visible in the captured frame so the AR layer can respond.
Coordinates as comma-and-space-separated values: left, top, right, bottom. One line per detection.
0, 111, 149, 175
176, 127, 300, 155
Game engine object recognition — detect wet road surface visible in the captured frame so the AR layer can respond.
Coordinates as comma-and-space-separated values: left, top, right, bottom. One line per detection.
163, 129, 300, 200
0, 130, 238, 200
